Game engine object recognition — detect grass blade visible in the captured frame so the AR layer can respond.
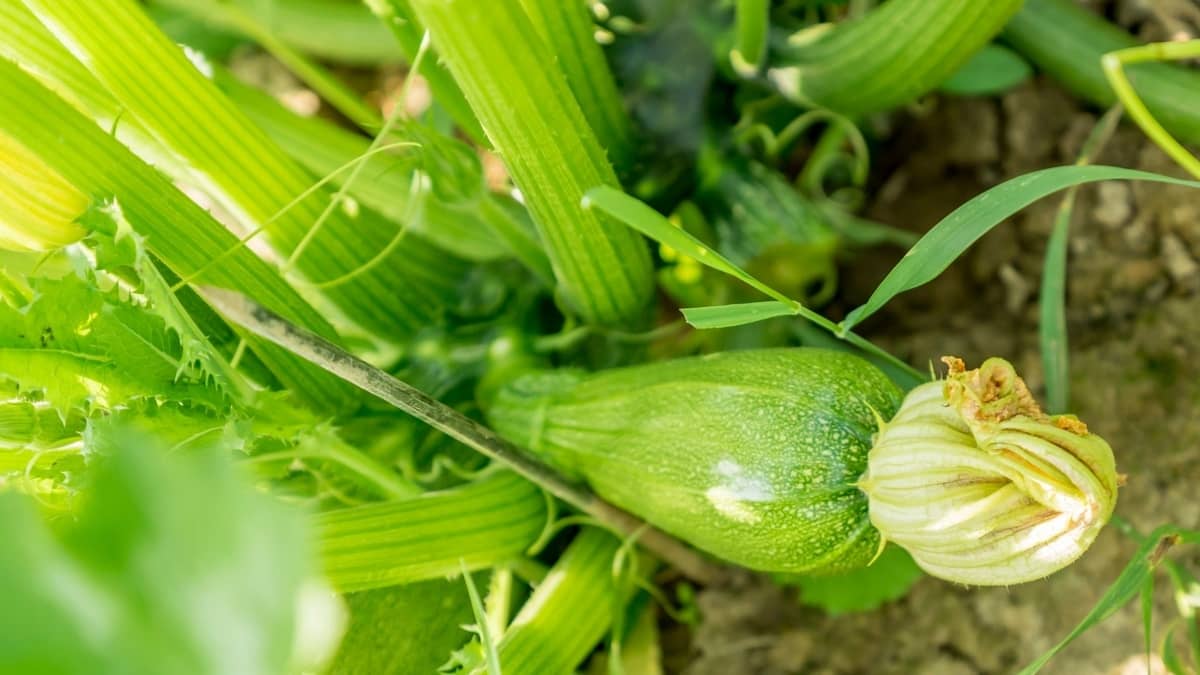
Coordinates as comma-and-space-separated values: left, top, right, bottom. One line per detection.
681, 301, 798, 329
583, 185, 925, 381
841, 166, 1200, 331
1040, 192, 1075, 414
1019, 526, 1190, 674
583, 185, 796, 307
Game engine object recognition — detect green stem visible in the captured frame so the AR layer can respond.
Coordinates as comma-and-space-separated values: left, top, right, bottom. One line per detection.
732, 0, 769, 76
201, 286, 727, 584
364, 0, 487, 145
518, 0, 634, 173
249, 437, 421, 500
153, 0, 382, 129
317, 471, 548, 592
1102, 40, 1200, 180
1004, 0, 1200, 147
494, 529, 631, 674
408, 0, 655, 326
20, 0, 470, 345
152, 0, 403, 64
768, 0, 1023, 115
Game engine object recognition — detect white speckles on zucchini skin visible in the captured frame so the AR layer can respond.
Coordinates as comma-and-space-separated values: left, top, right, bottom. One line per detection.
488, 348, 903, 574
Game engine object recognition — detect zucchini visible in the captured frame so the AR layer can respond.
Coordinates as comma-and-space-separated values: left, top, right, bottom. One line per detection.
489, 348, 902, 574
488, 350, 1120, 585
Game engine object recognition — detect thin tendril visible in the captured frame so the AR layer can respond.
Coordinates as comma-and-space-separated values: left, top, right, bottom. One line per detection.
168, 141, 419, 292
280, 31, 435, 272
296, 171, 427, 289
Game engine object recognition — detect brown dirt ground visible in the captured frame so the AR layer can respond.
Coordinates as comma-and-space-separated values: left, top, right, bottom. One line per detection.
673, 12, 1200, 675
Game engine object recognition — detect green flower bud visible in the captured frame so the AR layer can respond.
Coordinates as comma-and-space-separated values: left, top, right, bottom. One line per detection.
0, 131, 89, 252
860, 357, 1120, 586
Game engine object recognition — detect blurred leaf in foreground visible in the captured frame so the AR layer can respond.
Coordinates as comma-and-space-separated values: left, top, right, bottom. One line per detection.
0, 427, 330, 675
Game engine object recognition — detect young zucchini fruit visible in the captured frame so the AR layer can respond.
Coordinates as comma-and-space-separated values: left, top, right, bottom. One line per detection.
488, 350, 1119, 585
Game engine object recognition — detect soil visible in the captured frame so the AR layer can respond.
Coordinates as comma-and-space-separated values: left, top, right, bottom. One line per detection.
675, 10, 1200, 675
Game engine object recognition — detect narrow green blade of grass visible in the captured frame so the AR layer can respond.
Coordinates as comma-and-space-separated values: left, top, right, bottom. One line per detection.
1039, 193, 1074, 414
518, 0, 633, 172
19, 0, 470, 344
584, 185, 925, 381
681, 301, 798, 329
1160, 625, 1187, 675
841, 166, 1200, 331
0, 57, 354, 412
317, 471, 547, 593
583, 185, 796, 307
408, 0, 655, 326
1142, 573, 1157, 671
363, 0, 486, 145
1040, 104, 1122, 414
1019, 526, 1197, 674
495, 528, 628, 674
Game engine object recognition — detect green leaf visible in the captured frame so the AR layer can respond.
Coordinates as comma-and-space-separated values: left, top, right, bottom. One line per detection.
681, 301, 798, 329
842, 166, 1200, 331
1039, 191, 1075, 414
940, 43, 1032, 96
585, 185, 925, 381
783, 545, 924, 615
87, 204, 254, 404
0, 274, 226, 413
330, 580, 475, 675
0, 426, 315, 675
583, 185, 796, 308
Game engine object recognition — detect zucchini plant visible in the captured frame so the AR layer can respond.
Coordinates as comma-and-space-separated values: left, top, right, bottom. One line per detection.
2, 0, 1199, 673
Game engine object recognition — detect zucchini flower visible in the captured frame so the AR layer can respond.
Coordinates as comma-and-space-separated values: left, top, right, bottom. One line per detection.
860, 357, 1120, 585
0, 131, 89, 252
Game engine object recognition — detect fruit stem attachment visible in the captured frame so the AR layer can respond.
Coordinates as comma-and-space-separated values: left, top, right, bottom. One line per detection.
199, 286, 725, 585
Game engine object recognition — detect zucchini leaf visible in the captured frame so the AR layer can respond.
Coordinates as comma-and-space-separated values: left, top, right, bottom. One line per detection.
0, 273, 228, 414
779, 545, 924, 615
330, 580, 475, 675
